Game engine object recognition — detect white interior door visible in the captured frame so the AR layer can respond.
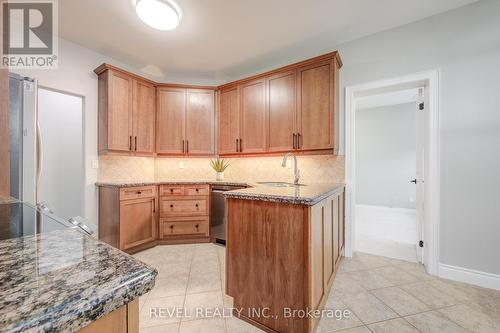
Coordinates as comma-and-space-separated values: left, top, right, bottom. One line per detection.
37, 88, 84, 220
415, 87, 425, 263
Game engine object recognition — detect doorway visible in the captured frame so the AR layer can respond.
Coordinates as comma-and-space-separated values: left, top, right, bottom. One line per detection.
37, 87, 85, 220
345, 70, 440, 275
354, 88, 421, 262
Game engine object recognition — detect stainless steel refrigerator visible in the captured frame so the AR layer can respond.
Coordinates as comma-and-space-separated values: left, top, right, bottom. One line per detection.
7, 73, 92, 235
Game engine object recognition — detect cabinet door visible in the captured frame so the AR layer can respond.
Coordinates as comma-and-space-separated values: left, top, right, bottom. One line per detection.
157, 88, 185, 154
310, 200, 325, 310
268, 71, 296, 152
119, 197, 156, 250
297, 60, 334, 151
324, 196, 335, 287
332, 195, 341, 268
240, 79, 267, 153
133, 80, 155, 154
185, 89, 215, 155
108, 71, 133, 152
218, 87, 240, 154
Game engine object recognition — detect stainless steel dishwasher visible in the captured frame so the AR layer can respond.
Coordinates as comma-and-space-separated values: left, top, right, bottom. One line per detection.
210, 185, 246, 245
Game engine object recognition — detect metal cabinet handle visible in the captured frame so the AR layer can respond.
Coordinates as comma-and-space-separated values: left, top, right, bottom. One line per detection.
195, 204, 199, 208
195, 189, 199, 193
297, 133, 302, 149
129, 136, 132, 151
170, 189, 174, 193
239, 138, 242, 152
186, 140, 189, 153
195, 224, 199, 230
293, 133, 297, 149
152, 198, 155, 213
136, 191, 142, 194
182, 140, 185, 153
236, 139, 239, 152
170, 225, 174, 230
170, 204, 174, 208
135, 136, 138, 151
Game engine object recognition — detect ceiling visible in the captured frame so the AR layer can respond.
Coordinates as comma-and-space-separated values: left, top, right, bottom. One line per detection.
59, 0, 477, 84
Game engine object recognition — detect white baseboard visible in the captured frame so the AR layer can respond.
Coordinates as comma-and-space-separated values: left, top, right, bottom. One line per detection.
439, 263, 500, 291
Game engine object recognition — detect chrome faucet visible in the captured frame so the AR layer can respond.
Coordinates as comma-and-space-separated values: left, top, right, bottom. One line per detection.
281, 152, 300, 185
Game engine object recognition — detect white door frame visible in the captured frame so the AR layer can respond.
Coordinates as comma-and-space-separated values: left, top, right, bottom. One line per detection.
344, 69, 440, 275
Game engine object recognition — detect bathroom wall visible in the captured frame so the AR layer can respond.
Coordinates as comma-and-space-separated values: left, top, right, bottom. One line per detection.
98, 155, 345, 184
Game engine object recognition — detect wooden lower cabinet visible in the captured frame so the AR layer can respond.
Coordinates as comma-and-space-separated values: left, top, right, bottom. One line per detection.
99, 186, 158, 253
99, 184, 212, 252
77, 299, 138, 333
226, 188, 345, 333
158, 184, 211, 243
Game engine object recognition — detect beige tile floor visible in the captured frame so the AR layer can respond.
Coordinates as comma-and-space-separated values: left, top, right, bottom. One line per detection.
133, 244, 500, 333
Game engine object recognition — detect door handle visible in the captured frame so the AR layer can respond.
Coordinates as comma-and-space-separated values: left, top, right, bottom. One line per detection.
410, 179, 417, 184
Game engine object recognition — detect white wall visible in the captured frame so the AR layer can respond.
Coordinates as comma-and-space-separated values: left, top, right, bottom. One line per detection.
356, 103, 416, 209
337, 0, 500, 275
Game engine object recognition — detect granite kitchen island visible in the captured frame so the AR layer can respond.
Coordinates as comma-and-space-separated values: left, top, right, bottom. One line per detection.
0, 202, 157, 333
224, 183, 345, 333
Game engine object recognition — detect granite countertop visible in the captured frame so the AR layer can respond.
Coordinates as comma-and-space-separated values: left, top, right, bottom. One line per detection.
0, 229, 157, 333
95, 180, 251, 187
96, 180, 344, 206
223, 183, 345, 205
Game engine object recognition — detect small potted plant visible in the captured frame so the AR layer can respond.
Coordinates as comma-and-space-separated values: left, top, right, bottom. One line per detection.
210, 157, 230, 181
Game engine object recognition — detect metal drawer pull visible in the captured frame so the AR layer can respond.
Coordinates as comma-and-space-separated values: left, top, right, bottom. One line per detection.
195, 189, 199, 192
170, 189, 174, 193
195, 204, 199, 208
136, 191, 142, 194
170, 204, 174, 208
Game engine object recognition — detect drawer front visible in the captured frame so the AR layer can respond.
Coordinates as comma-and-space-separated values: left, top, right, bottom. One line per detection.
159, 185, 184, 196
161, 219, 209, 237
160, 198, 207, 217
184, 185, 209, 196
120, 186, 156, 200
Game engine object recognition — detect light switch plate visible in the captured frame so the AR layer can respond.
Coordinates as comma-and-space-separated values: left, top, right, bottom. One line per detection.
91, 159, 99, 169
179, 161, 185, 169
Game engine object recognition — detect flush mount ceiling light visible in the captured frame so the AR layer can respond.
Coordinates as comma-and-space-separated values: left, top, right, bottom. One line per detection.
135, 0, 182, 31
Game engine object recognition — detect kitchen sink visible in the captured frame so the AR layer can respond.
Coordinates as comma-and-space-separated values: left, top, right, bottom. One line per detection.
257, 182, 306, 187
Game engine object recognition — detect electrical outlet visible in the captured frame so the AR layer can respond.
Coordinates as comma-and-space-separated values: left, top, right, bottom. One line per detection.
179, 161, 185, 169
91, 159, 99, 169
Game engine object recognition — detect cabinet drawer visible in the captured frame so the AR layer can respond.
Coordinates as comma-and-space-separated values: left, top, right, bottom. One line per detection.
159, 185, 184, 196
160, 219, 209, 237
120, 186, 156, 200
160, 198, 207, 217
184, 185, 209, 196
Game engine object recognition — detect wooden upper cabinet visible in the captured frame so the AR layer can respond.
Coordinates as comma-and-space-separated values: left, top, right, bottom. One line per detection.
218, 87, 240, 154
157, 87, 186, 154
107, 71, 133, 152
185, 89, 215, 155
297, 60, 335, 151
240, 79, 267, 153
96, 66, 155, 156
267, 71, 296, 152
133, 80, 155, 154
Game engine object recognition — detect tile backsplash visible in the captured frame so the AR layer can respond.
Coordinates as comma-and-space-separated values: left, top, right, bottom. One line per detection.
99, 155, 345, 184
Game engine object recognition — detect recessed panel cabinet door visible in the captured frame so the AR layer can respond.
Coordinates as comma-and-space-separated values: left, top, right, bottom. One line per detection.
297, 60, 334, 150
108, 71, 133, 152
240, 79, 267, 153
219, 87, 240, 154
185, 89, 215, 155
119, 197, 156, 250
157, 88, 186, 154
133, 80, 155, 154
268, 71, 296, 152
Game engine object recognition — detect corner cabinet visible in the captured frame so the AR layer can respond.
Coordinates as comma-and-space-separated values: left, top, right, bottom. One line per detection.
157, 87, 215, 156
95, 65, 155, 156
217, 52, 342, 156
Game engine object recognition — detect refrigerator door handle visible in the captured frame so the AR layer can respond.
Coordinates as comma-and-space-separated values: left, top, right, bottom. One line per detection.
36, 112, 43, 197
